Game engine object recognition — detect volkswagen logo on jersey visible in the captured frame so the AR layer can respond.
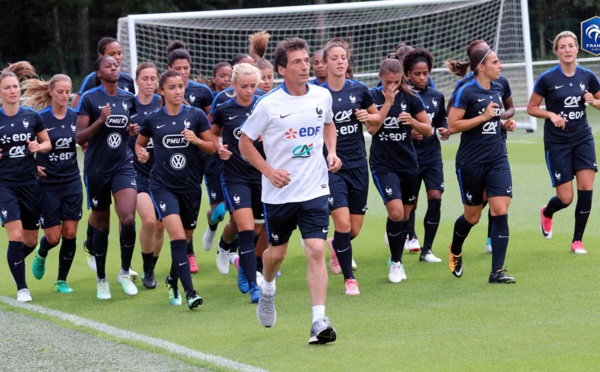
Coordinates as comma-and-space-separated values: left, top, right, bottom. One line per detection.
105, 115, 128, 128
163, 134, 189, 148
581, 16, 600, 56
292, 143, 313, 158
107, 133, 122, 148
170, 153, 187, 170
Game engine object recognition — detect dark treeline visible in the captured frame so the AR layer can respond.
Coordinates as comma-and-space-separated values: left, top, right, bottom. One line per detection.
0, 0, 596, 84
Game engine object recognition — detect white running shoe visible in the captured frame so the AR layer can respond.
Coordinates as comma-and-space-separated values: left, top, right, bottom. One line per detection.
351, 257, 357, 270
228, 252, 239, 265
117, 273, 138, 296
216, 247, 230, 274
202, 225, 217, 251
406, 238, 421, 253
384, 232, 389, 247
16, 288, 32, 303
420, 250, 442, 263
97, 278, 111, 300
256, 271, 264, 287
83, 241, 97, 273
484, 237, 492, 254
389, 261, 406, 283
128, 268, 139, 281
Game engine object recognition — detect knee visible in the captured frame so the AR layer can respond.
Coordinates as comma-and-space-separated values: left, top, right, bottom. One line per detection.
45, 231, 62, 246
120, 214, 136, 227
558, 194, 573, 205
464, 214, 480, 225
388, 210, 404, 222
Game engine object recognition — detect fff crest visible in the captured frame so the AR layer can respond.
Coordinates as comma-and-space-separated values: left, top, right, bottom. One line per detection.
581, 16, 600, 56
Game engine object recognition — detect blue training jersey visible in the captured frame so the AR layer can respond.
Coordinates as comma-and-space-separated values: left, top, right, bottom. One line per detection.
37, 106, 80, 186
76, 85, 136, 177
413, 86, 447, 166
78, 71, 134, 95
369, 86, 425, 173
139, 105, 211, 192
128, 94, 162, 180
210, 86, 266, 116
533, 64, 600, 150
0, 107, 46, 186
185, 81, 213, 112
321, 79, 375, 169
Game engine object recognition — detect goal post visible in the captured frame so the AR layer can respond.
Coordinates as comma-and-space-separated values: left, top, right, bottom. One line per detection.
117, 0, 536, 130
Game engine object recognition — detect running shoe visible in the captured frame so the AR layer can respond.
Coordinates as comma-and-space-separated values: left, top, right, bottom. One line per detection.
249, 282, 261, 303
128, 268, 139, 281
256, 271, 264, 287
16, 288, 32, 303
256, 292, 276, 327
388, 261, 405, 283
96, 278, 111, 300
351, 257, 357, 270
308, 317, 337, 345
540, 205, 553, 239
117, 273, 138, 296
142, 271, 157, 289
188, 254, 199, 274
449, 250, 463, 278
484, 237, 493, 254
327, 238, 341, 275
571, 240, 588, 254
165, 276, 182, 306
32, 250, 46, 280
54, 280, 73, 294
186, 290, 203, 310
384, 232, 389, 247
488, 269, 516, 283
420, 250, 442, 263
83, 240, 97, 272
216, 246, 230, 274
344, 278, 360, 295
406, 237, 421, 253
238, 265, 249, 294
210, 202, 227, 224
202, 225, 217, 251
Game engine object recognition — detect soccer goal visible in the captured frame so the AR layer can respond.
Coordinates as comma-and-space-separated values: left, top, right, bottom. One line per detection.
117, 0, 536, 130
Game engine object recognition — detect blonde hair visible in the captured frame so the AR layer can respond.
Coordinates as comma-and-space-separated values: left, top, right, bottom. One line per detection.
249, 31, 274, 73
228, 63, 262, 98
22, 74, 72, 110
553, 31, 578, 52
0, 61, 37, 84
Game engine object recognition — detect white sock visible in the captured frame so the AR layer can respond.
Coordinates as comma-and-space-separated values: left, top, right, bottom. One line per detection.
312, 305, 326, 323
262, 279, 276, 296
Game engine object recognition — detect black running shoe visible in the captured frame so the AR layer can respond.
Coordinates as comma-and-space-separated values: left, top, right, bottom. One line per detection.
449, 249, 463, 277
489, 269, 516, 283
308, 317, 337, 345
142, 271, 157, 289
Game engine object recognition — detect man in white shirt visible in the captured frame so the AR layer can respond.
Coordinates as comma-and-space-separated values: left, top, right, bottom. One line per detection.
240, 37, 341, 345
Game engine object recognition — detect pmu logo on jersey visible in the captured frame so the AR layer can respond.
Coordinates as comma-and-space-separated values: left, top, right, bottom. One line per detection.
233, 127, 242, 140
105, 115, 128, 128
107, 133, 122, 149
170, 153, 187, 170
581, 16, 600, 56
163, 134, 189, 148
292, 143, 313, 158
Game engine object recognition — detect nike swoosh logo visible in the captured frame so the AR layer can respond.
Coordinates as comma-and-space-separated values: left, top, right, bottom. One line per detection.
322, 228, 329, 234
498, 235, 510, 238
388, 232, 402, 237
240, 250, 252, 255
337, 247, 351, 254
580, 210, 591, 214
0, 126, 5, 130
14, 260, 23, 266
47, 127, 55, 131
426, 221, 439, 225
408, 196, 416, 201
506, 189, 512, 193
157, 125, 165, 129
555, 85, 563, 89
376, 104, 383, 108
455, 267, 463, 276
131, 114, 138, 118
179, 262, 188, 266
477, 98, 486, 102
280, 113, 292, 119
228, 116, 238, 120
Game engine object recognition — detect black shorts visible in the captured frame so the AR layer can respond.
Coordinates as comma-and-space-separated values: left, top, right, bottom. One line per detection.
40, 180, 83, 229
136, 174, 150, 194
264, 195, 329, 246
150, 186, 201, 230
371, 169, 418, 205
417, 161, 445, 194
205, 173, 224, 205
545, 137, 598, 187
456, 159, 512, 206
222, 178, 264, 221
85, 165, 137, 211
0, 183, 40, 230
328, 166, 369, 214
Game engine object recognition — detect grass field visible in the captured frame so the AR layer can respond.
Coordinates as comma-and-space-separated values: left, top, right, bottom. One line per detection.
2, 113, 600, 371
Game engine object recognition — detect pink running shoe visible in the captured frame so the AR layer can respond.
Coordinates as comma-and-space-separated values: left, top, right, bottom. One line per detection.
327, 238, 341, 275
188, 254, 199, 274
344, 278, 360, 295
570, 241, 587, 254
540, 206, 553, 239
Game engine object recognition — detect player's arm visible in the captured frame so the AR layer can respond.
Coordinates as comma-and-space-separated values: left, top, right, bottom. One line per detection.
135, 134, 150, 163
501, 96, 515, 119
527, 92, 566, 129
583, 90, 600, 110
401, 110, 432, 137
448, 101, 498, 134
239, 133, 291, 188
76, 104, 111, 145
323, 122, 342, 173
29, 129, 52, 154
355, 103, 381, 127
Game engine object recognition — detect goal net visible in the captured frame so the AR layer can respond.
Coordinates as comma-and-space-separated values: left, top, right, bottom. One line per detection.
117, 0, 535, 129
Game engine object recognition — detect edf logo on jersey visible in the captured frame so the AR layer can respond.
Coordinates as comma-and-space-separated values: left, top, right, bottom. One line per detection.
285, 126, 320, 139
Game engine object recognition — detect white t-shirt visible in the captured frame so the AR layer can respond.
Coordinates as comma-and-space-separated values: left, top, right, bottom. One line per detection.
241, 83, 333, 204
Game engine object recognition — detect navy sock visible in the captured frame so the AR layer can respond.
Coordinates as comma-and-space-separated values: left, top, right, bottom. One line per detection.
332, 231, 354, 280
218, 236, 232, 252
573, 190, 593, 242
238, 230, 257, 284
120, 223, 136, 272
57, 238, 76, 281
23, 244, 36, 258
451, 215, 474, 255
490, 214, 509, 272
153, 255, 159, 267
86, 222, 95, 253
38, 236, 58, 258
186, 237, 195, 255
256, 255, 263, 273
544, 196, 570, 218
93, 228, 109, 279
387, 218, 405, 263
209, 223, 218, 232
422, 199, 441, 251
407, 209, 416, 238
487, 209, 492, 240
142, 252, 155, 274
171, 239, 194, 293
7, 241, 27, 290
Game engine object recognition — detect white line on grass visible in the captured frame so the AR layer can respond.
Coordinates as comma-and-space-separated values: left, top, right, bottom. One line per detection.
0, 296, 267, 372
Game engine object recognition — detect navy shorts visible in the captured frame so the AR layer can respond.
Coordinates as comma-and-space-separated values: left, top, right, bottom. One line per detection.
205, 173, 224, 205
545, 137, 598, 187
136, 174, 150, 194
40, 180, 83, 229
264, 195, 329, 246
150, 186, 201, 230
371, 169, 418, 205
222, 178, 264, 221
456, 159, 512, 206
328, 166, 369, 214
417, 161, 445, 194
0, 183, 40, 230
85, 165, 137, 211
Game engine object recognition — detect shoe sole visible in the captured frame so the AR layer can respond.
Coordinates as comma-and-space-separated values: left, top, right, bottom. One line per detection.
309, 327, 337, 344
188, 297, 203, 309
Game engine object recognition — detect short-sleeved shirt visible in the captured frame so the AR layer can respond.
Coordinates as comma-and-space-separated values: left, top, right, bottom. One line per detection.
76, 85, 136, 177
241, 83, 333, 204
37, 106, 80, 186
210, 87, 266, 116
369, 87, 425, 173
213, 96, 263, 183
413, 86, 447, 166
128, 94, 162, 179
139, 105, 211, 192
185, 81, 213, 112
533, 64, 600, 150
321, 79, 375, 169
0, 107, 46, 186
452, 79, 506, 166
78, 71, 134, 95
